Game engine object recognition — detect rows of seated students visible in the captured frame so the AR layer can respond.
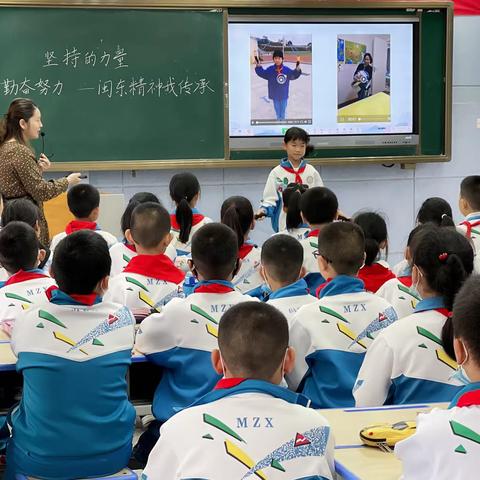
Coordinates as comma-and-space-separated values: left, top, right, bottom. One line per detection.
2, 174, 480, 478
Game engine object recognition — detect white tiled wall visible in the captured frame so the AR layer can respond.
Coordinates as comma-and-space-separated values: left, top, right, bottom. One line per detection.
49, 17, 480, 267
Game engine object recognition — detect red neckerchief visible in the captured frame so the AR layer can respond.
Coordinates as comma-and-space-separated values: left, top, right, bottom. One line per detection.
65, 220, 97, 235
214, 378, 247, 390
195, 282, 235, 294
357, 263, 396, 293
125, 243, 136, 253
45, 285, 98, 306
170, 213, 205, 231
434, 308, 450, 317
398, 276, 413, 287
123, 254, 185, 284
456, 390, 480, 407
460, 219, 480, 238
4, 270, 49, 286
307, 229, 320, 238
281, 164, 306, 184
238, 243, 255, 260
315, 278, 332, 298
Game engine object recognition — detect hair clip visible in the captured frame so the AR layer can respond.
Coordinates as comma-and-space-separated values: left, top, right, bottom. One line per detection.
447, 311, 453, 319
438, 252, 449, 262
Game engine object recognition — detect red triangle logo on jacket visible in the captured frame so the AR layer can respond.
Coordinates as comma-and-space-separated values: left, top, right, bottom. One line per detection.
294, 432, 311, 447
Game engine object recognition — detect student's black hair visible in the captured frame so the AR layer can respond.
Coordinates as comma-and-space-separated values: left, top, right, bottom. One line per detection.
169, 172, 201, 244
67, 184, 100, 219
299, 187, 338, 226
460, 176, 480, 212
1, 198, 40, 228
318, 222, 365, 276
353, 212, 388, 266
364, 53, 373, 63
219, 302, 289, 380
0, 222, 39, 274
272, 49, 283, 59
221, 196, 254, 249
191, 223, 238, 280
51, 230, 111, 294
130, 202, 171, 249
410, 227, 474, 360
416, 197, 454, 227
283, 183, 309, 230
261, 234, 303, 285
120, 192, 160, 236
452, 275, 480, 365
283, 127, 314, 156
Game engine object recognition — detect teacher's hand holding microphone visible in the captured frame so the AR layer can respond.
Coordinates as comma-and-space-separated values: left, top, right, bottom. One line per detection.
0, 98, 82, 245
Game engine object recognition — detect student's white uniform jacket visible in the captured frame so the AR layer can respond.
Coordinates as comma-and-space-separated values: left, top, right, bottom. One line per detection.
354, 297, 463, 407
0, 269, 56, 323
457, 212, 480, 273
299, 229, 325, 294
169, 209, 212, 256
50, 220, 118, 252
104, 254, 185, 316
260, 159, 323, 233
376, 275, 419, 320
7, 289, 136, 480
395, 383, 480, 480
274, 225, 311, 241
232, 243, 264, 296
143, 378, 335, 480
109, 241, 177, 278
266, 278, 317, 329
135, 280, 255, 422
288, 275, 397, 408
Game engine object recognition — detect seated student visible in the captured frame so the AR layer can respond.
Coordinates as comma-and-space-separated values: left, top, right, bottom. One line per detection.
143, 302, 336, 480
354, 212, 396, 293
169, 172, 212, 256
395, 275, 480, 478
5, 230, 136, 480
0, 222, 56, 334
288, 222, 397, 408
262, 234, 317, 327
134, 223, 254, 465
110, 192, 176, 277
377, 225, 429, 319
354, 226, 474, 407
105, 202, 184, 319
457, 176, 480, 273
299, 186, 339, 293
50, 183, 118, 252
276, 182, 310, 240
221, 196, 263, 296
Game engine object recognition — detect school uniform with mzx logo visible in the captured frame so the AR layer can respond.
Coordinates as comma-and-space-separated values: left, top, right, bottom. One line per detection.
288, 275, 397, 408
104, 254, 185, 317
5, 288, 136, 480
299, 229, 325, 294
260, 160, 323, 233
395, 383, 480, 479
169, 209, 212, 256
457, 212, 480, 273
135, 280, 255, 423
275, 225, 311, 241
142, 378, 335, 480
232, 243, 264, 296
376, 274, 419, 319
353, 297, 463, 407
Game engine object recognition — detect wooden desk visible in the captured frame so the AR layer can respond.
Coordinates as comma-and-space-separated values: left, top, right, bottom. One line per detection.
319, 404, 447, 479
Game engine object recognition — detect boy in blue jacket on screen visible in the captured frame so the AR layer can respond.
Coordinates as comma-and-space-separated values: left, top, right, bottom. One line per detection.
255, 49, 301, 121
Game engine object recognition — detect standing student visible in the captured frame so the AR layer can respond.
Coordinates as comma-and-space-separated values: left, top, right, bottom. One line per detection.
254, 49, 302, 121
354, 227, 474, 407
143, 302, 336, 480
288, 222, 397, 408
257, 127, 323, 233
262, 235, 317, 327
354, 212, 396, 293
134, 223, 255, 466
275, 182, 310, 240
4, 230, 136, 480
221, 196, 263, 296
169, 172, 211, 256
396, 275, 480, 478
109, 192, 176, 277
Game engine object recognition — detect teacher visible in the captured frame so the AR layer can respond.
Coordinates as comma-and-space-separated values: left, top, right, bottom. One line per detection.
0, 98, 81, 245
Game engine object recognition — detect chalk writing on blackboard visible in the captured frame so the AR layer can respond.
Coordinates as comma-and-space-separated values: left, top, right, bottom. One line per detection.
2, 78, 63, 96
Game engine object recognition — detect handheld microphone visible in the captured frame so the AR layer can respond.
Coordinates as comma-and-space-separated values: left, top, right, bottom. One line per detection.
40, 131, 45, 153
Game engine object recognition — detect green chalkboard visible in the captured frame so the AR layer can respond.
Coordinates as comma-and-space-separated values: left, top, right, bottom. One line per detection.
0, 7, 225, 163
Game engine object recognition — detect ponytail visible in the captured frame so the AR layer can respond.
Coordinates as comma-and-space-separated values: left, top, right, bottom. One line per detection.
283, 183, 308, 230
364, 237, 380, 266
221, 196, 254, 249
169, 172, 201, 245
353, 212, 388, 266
434, 253, 467, 311
0, 116, 7, 144
440, 214, 455, 227
441, 315, 455, 361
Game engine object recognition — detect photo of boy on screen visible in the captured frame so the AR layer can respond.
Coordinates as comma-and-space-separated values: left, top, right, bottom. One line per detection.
250, 35, 312, 126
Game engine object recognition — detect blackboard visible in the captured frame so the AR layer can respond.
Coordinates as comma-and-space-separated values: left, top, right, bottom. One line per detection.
0, 7, 225, 163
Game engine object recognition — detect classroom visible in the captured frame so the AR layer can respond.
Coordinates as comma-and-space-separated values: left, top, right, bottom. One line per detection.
0, 0, 479, 479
